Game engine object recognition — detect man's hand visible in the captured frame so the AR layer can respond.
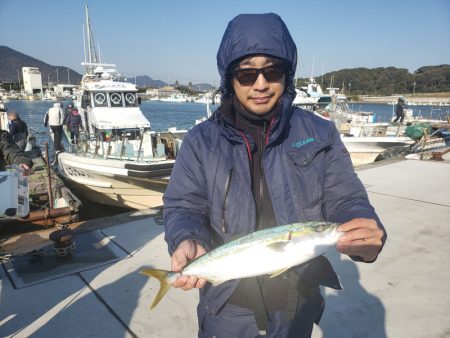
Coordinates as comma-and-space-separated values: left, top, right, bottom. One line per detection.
336, 218, 384, 262
171, 239, 207, 291
18, 163, 31, 176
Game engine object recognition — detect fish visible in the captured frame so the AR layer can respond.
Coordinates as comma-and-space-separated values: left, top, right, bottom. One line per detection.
140, 221, 341, 309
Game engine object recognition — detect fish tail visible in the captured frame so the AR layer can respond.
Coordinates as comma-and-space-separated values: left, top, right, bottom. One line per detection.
140, 268, 172, 309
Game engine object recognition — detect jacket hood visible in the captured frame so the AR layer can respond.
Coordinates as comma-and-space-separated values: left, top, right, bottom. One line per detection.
217, 13, 297, 100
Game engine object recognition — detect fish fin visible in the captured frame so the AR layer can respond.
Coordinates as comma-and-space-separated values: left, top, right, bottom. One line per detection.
140, 268, 172, 309
266, 231, 293, 252
267, 241, 289, 252
269, 267, 291, 278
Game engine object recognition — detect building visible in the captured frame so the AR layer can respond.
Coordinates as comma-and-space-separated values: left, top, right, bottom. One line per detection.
22, 67, 43, 95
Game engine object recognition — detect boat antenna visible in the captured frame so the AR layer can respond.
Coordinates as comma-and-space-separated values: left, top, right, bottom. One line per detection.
83, 24, 87, 63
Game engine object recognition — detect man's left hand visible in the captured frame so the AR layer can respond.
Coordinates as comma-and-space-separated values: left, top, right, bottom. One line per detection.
336, 218, 384, 262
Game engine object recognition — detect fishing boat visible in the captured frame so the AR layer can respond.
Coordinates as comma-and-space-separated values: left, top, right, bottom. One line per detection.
55, 5, 185, 210
311, 100, 415, 166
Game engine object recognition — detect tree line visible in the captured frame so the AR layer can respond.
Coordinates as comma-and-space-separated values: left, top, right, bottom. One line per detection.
296, 65, 450, 95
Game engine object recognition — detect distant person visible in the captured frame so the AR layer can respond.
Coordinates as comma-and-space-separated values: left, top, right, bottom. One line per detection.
7, 111, 28, 151
0, 129, 32, 175
63, 103, 74, 125
0, 100, 6, 112
44, 102, 64, 152
66, 108, 82, 146
393, 96, 406, 124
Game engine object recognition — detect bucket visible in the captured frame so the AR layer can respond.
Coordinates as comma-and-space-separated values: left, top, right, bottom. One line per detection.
0, 170, 29, 219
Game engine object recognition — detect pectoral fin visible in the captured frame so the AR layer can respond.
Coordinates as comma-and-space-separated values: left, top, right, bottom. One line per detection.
266, 231, 293, 252
267, 242, 289, 252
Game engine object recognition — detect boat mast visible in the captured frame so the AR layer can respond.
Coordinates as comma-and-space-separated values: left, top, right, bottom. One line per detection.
85, 4, 99, 73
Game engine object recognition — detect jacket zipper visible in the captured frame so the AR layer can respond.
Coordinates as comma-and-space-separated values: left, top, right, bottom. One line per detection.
221, 168, 233, 233
257, 121, 268, 229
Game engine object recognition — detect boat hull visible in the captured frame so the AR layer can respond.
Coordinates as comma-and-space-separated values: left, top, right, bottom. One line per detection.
56, 152, 173, 209
342, 136, 413, 166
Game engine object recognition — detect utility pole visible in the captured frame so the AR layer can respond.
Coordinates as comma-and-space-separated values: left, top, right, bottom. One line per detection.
17, 68, 21, 90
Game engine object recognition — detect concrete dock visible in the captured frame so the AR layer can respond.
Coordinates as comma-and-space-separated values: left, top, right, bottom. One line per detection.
1, 156, 450, 338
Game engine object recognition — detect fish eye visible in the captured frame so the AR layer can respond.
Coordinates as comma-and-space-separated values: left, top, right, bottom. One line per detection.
315, 225, 325, 232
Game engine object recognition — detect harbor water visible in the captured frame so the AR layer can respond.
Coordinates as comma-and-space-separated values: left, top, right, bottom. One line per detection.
5, 100, 449, 142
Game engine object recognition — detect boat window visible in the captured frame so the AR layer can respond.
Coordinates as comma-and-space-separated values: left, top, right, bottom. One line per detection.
92, 92, 108, 107
124, 92, 138, 107
109, 92, 123, 107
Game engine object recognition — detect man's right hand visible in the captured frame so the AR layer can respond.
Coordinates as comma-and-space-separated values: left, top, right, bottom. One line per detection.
18, 163, 31, 176
171, 239, 207, 291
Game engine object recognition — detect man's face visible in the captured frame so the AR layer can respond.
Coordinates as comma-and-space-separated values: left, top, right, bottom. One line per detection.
232, 55, 286, 115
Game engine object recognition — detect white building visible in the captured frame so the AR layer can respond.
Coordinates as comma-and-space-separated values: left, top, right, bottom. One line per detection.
22, 67, 43, 95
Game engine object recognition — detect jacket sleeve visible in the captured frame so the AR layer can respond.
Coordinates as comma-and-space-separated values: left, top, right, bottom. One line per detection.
0, 131, 33, 167
163, 131, 212, 255
322, 125, 387, 254
43, 112, 49, 127
59, 109, 65, 125
9, 121, 17, 135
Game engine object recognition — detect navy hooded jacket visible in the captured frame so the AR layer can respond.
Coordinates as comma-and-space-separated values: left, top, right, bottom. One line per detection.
163, 13, 385, 316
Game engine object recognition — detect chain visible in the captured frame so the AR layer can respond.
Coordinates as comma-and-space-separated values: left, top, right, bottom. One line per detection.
0, 242, 76, 263
53, 242, 76, 257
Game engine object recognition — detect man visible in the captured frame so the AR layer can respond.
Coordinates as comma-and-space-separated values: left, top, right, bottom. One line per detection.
44, 102, 64, 152
66, 108, 82, 146
163, 13, 386, 338
7, 111, 28, 151
63, 103, 74, 125
393, 96, 406, 124
0, 130, 32, 175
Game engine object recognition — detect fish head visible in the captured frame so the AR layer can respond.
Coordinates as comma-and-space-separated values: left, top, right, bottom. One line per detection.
289, 221, 340, 239
311, 222, 340, 234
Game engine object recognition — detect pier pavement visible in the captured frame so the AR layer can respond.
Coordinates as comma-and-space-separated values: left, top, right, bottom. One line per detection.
1, 155, 450, 338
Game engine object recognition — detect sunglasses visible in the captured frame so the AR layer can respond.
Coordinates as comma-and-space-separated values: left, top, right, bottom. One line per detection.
233, 65, 286, 86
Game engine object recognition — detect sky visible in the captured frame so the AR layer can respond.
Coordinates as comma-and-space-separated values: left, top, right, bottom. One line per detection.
1, 0, 449, 86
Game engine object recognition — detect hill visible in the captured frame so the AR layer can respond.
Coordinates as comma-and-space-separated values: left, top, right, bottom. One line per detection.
125, 75, 166, 88
0, 46, 82, 85
0, 46, 215, 91
298, 65, 450, 95
2, 46, 448, 95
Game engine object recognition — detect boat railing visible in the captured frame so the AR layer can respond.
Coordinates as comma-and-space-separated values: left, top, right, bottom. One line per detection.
64, 127, 181, 163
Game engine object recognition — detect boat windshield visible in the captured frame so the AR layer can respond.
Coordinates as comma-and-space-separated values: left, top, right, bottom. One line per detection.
90, 91, 139, 108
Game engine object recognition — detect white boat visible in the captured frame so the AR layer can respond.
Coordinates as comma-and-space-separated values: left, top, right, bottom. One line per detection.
55, 5, 186, 210
313, 103, 414, 166
42, 90, 58, 101
158, 93, 189, 102
293, 77, 323, 106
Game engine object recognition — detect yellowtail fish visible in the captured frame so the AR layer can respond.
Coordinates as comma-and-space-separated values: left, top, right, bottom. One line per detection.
140, 221, 341, 309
